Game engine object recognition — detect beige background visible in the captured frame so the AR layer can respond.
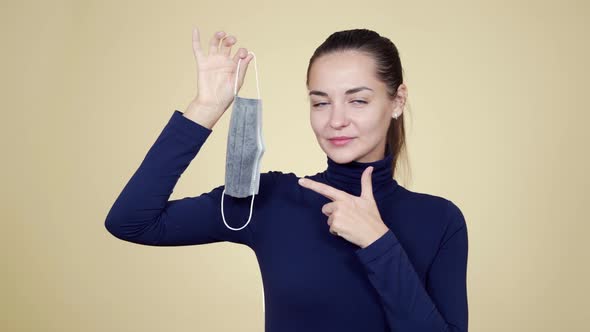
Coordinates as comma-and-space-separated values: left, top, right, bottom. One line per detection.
3, 0, 589, 331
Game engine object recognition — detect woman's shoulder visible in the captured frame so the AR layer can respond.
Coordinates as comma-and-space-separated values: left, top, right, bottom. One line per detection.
260, 169, 304, 187
395, 186, 467, 230
259, 169, 323, 196
254, 170, 307, 207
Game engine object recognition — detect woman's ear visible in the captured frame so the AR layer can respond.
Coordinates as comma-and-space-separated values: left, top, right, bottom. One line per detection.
391, 83, 408, 118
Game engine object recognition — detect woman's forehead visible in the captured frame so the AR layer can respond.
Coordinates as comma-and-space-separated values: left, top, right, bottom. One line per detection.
309, 53, 379, 94
308, 85, 375, 98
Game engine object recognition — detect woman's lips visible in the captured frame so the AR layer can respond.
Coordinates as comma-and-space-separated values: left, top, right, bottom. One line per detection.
328, 137, 354, 146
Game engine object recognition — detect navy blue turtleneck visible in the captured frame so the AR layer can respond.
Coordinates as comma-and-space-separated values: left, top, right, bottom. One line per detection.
105, 110, 469, 332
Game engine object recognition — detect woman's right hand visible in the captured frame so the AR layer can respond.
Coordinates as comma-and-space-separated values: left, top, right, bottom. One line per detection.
191, 27, 254, 115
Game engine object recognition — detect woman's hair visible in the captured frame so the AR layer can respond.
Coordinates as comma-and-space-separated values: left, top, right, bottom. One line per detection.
305, 28, 412, 184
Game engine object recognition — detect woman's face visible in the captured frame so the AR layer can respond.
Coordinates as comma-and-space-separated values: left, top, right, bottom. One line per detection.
307, 50, 406, 164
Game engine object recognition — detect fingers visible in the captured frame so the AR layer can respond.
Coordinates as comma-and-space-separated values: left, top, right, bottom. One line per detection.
219, 35, 237, 56
327, 216, 340, 236
325, 213, 337, 235
199, 28, 247, 63
234, 51, 253, 90
321, 202, 335, 216
232, 48, 249, 64
208, 30, 226, 56
298, 177, 349, 202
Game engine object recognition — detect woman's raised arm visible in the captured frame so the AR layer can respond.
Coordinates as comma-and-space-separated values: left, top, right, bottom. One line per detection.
104, 109, 270, 247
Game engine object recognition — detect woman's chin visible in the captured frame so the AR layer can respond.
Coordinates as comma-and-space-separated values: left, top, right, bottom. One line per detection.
325, 148, 356, 164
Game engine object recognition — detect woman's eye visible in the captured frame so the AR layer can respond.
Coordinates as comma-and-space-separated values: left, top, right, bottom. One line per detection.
312, 100, 366, 108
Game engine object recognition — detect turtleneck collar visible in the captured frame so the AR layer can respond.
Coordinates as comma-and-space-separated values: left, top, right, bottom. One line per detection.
321, 150, 399, 201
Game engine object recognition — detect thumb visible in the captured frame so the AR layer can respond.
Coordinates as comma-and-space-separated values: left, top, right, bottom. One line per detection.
361, 166, 375, 200
192, 27, 204, 60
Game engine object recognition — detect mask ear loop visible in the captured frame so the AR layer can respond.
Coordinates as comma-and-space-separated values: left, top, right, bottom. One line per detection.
221, 51, 259, 231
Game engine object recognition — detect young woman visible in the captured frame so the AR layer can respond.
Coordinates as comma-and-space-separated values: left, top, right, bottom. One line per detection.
105, 27, 468, 332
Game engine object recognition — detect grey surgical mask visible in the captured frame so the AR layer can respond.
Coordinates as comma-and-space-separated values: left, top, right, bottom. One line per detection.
221, 51, 265, 231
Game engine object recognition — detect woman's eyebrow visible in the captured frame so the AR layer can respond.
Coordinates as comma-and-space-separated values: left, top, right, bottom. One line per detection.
308, 86, 374, 97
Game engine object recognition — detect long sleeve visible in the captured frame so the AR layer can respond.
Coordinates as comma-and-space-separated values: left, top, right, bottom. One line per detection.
354, 200, 469, 331
104, 110, 257, 247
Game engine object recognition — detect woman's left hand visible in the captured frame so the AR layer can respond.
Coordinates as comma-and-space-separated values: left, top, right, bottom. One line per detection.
298, 166, 390, 249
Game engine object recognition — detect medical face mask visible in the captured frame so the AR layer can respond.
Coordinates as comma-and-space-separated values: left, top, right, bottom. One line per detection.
221, 51, 265, 231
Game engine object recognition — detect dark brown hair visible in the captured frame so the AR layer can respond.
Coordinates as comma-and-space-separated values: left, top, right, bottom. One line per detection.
305, 28, 412, 183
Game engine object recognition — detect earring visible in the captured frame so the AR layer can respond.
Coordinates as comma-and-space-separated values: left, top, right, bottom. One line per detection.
393, 112, 399, 119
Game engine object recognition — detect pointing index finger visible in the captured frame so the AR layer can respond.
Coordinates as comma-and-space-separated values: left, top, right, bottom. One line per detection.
298, 177, 349, 201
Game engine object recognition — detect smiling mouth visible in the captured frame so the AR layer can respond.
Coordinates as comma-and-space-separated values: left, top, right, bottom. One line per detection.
328, 137, 354, 146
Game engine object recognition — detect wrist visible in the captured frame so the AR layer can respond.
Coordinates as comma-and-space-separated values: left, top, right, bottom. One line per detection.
183, 99, 223, 129
363, 225, 389, 249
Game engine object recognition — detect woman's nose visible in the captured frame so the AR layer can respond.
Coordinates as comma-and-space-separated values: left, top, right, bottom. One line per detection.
329, 104, 350, 128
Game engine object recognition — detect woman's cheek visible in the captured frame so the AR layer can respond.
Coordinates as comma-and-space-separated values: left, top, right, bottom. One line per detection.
310, 112, 328, 132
